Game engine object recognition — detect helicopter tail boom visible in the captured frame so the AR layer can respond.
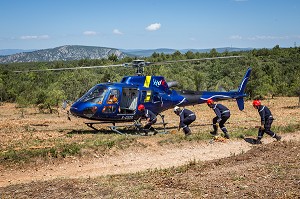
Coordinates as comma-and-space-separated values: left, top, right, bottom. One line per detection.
179, 68, 252, 110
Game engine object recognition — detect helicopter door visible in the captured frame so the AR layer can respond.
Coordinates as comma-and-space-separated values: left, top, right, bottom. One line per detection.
153, 91, 162, 105
120, 88, 139, 114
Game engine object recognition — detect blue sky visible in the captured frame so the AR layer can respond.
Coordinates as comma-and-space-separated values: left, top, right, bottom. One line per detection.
1, 0, 300, 50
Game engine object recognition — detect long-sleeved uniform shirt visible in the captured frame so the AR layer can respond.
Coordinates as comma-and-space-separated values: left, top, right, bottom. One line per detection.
179, 108, 195, 126
212, 104, 230, 118
142, 109, 157, 121
257, 105, 273, 125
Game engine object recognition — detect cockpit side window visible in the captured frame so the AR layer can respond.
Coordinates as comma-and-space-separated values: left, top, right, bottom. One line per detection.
102, 89, 120, 113
106, 89, 119, 104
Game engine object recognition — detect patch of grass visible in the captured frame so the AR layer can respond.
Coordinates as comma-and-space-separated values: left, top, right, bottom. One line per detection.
158, 130, 212, 145
267, 163, 288, 180
0, 134, 138, 166
1, 122, 299, 167
60, 143, 81, 158
273, 123, 300, 133
232, 175, 246, 181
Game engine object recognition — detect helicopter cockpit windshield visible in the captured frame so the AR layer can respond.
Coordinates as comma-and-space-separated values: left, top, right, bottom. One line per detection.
80, 85, 107, 104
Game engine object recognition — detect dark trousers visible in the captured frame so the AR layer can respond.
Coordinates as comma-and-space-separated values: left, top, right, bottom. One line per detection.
181, 115, 196, 134
258, 119, 275, 139
212, 115, 230, 133
144, 118, 157, 131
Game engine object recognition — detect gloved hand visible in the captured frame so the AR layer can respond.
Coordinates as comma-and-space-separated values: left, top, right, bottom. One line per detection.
217, 118, 222, 123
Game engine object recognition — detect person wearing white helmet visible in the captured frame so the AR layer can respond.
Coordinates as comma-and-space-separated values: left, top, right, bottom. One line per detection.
173, 106, 196, 136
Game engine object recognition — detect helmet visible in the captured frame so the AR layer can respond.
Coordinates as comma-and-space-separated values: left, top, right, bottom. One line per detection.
207, 99, 214, 105
252, 100, 261, 107
173, 106, 180, 113
138, 104, 145, 111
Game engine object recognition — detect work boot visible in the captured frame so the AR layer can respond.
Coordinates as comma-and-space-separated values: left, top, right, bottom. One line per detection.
224, 132, 230, 139
153, 130, 159, 135
275, 135, 281, 141
185, 132, 191, 137
210, 131, 218, 136
254, 138, 262, 144
143, 130, 149, 136
184, 129, 192, 137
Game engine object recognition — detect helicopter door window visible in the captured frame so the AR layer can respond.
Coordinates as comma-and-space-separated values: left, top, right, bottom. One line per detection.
120, 88, 138, 114
153, 92, 161, 103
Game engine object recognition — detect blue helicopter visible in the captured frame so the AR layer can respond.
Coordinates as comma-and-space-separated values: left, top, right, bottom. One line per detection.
67, 58, 251, 133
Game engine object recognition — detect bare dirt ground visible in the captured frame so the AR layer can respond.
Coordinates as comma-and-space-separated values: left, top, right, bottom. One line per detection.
0, 97, 299, 198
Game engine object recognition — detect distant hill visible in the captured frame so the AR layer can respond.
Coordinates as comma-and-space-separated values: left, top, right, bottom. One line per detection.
0, 45, 253, 63
0, 45, 127, 64
0, 49, 37, 56
122, 47, 252, 57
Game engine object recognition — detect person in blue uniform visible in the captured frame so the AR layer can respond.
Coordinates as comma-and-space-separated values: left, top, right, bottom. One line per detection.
252, 100, 281, 144
173, 106, 196, 136
207, 99, 230, 139
138, 104, 159, 136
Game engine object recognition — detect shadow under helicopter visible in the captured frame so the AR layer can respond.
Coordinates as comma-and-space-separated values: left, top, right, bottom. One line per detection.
66, 123, 213, 135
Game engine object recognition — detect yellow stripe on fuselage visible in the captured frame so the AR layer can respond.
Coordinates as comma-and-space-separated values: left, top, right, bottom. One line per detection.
144, 76, 151, 88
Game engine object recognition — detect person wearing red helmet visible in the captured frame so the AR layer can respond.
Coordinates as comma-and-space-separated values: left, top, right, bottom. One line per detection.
207, 99, 230, 139
252, 100, 281, 144
138, 104, 159, 136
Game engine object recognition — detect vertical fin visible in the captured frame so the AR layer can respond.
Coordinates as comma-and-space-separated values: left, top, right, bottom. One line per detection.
236, 68, 251, 110
236, 98, 245, 110
238, 68, 251, 94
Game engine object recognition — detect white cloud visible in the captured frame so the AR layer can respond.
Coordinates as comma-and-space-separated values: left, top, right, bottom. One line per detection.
113, 29, 123, 35
230, 35, 243, 40
247, 35, 289, 40
230, 35, 290, 41
20, 35, 49, 40
83, 31, 97, 36
146, 23, 161, 31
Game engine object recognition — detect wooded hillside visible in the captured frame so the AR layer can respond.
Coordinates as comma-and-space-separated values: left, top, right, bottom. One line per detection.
0, 45, 299, 108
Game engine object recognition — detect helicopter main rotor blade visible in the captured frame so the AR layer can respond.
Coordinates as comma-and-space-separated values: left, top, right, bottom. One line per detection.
13, 63, 126, 73
148, 55, 244, 65
13, 55, 243, 73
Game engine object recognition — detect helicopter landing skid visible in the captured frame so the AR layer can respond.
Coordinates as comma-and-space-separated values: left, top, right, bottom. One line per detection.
85, 121, 114, 132
85, 114, 168, 135
84, 121, 143, 135
109, 122, 143, 135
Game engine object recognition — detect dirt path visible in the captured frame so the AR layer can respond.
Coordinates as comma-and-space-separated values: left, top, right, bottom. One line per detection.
1, 132, 299, 187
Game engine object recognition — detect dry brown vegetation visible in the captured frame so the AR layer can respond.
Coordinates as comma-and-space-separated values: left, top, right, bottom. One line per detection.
0, 97, 299, 198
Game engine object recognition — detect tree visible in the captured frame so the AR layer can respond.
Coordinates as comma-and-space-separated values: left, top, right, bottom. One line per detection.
185, 51, 195, 59
108, 54, 118, 62
209, 48, 218, 57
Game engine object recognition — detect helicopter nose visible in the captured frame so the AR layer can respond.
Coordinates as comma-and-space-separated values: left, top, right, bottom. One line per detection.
70, 102, 100, 118
70, 106, 81, 116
